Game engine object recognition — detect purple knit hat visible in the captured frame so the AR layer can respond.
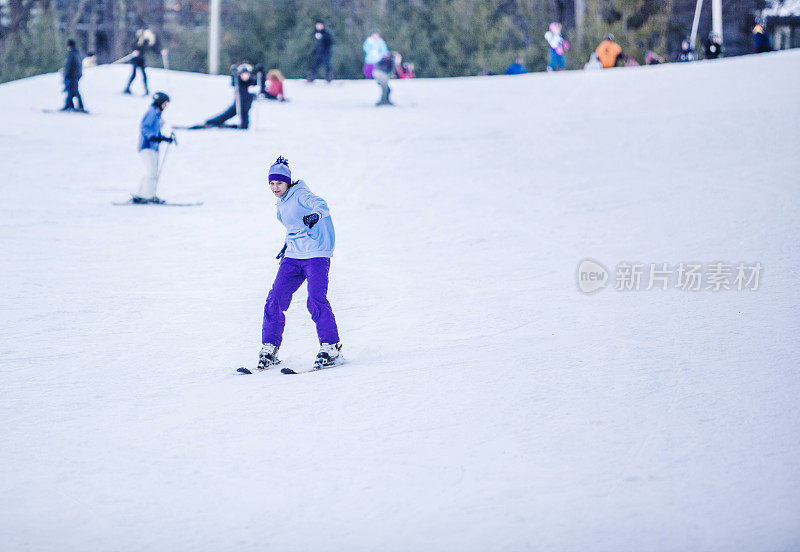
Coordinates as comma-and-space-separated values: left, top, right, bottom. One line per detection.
268, 156, 291, 184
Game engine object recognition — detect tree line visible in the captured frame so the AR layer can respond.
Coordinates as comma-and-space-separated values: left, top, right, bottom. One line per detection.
0, 0, 767, 83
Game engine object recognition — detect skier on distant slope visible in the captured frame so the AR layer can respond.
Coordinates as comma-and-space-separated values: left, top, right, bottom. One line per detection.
123, 28, 164, 95
362, 30, 388, 79
307, 20, 334, 83
258, 157, 342, 371
704, 32, 722, 60
545, 22, 569, 71
595, 34, 623, 68
678, 38, 696, 62
132, 92, 175, 204
373, 52, 396, 106
61, 39, 86, 112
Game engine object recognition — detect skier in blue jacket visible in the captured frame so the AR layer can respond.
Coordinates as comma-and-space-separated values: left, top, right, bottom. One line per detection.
132, 92, 175, 204
258, 156, 342, 370
362, 30, 388, 79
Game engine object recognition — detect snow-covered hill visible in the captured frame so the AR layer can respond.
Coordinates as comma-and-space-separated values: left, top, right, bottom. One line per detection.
1, 52, 799, 551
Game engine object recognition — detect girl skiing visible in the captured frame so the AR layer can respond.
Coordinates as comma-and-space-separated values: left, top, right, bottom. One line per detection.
259, 157, 342, 370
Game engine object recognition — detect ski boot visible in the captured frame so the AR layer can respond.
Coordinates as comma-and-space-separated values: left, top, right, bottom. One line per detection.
314, 342, 342, 369
131, 196, 148, 204
149, 196, 166, 204
258, 343, 280, 370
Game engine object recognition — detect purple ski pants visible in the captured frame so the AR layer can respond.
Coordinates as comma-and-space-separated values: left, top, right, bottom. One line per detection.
262, 257, 340, 347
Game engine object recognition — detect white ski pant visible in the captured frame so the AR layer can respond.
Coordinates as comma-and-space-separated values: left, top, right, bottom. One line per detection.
136, 149, 159, 199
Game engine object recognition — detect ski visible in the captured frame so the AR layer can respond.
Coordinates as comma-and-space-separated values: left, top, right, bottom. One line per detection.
281, 358, 344, 374
235, 359, 343, 375
236, 360, 280, 375
173, 124, 242, 130
112, 200, 204, 207
42, 108, 90, 115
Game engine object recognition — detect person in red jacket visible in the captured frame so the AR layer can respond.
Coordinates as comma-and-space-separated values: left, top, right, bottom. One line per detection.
263, 69, 286, 101
396, 61, 415, 79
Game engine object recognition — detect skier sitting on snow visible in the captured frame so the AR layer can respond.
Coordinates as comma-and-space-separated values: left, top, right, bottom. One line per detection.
263, 69, 286, 101
505, 56, 527, 75
595, 34, 623, 68
204, 64, 258, 129
258, 157, 342, 371
132, 92, 175, 204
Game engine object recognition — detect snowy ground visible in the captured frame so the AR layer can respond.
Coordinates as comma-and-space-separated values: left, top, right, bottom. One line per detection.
1, 52, 799, 551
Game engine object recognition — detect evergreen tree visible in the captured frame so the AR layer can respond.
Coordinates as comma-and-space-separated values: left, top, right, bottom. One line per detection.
0, 9, 63, 83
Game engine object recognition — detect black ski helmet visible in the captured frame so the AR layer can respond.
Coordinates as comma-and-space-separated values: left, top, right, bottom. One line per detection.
152, 91, 170, 108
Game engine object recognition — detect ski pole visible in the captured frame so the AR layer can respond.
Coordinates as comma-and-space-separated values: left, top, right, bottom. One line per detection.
161, 49, 173, 92
156, 135, 174, 182
252, 98, 259, 132
111, 52, 136, 64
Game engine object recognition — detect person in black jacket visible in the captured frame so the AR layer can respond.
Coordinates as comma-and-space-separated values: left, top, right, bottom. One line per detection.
704, 32, 722, 59
62, 39, 86, 112
678, 38, 696, 62
204, 64, 257, 129
752, 21, 772, 53
124, 28, 160, 95
307, 21, 333, 83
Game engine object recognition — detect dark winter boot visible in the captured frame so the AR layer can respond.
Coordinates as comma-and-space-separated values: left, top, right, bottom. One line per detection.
376, 86, 393, 106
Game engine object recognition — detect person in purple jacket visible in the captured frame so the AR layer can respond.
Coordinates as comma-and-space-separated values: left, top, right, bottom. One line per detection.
258, 156, 342, 370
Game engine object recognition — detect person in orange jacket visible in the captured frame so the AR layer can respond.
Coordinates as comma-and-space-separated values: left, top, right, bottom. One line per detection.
595, 34, 623, 68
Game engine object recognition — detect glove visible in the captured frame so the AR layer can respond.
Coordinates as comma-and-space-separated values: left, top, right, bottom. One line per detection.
303, 213, 320, 228
158, 135, 174, 143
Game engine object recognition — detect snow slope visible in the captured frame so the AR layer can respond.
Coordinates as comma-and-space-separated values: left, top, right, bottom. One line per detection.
1, 52, 799, 551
